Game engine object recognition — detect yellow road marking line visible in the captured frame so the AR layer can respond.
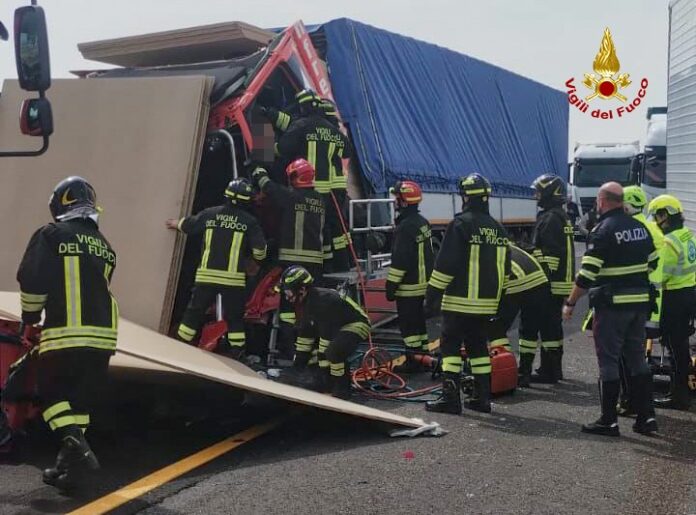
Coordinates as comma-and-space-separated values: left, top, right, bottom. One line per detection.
68, 418, 284, 515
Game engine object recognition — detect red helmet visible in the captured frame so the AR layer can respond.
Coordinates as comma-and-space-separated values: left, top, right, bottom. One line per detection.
390, 180, 422, 207
286, 158, 315, 188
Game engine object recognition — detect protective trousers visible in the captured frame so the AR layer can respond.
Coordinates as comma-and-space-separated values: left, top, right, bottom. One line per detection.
489, 285, 550, 353
542, 294, 565, 352
440, 314, 491, 377
592, 308, 650, 381
661, 287, 696, 402
38, 349, 111, 437
396, 296, 428, 352
178, 285, 246, 349
322, 192, 350, 274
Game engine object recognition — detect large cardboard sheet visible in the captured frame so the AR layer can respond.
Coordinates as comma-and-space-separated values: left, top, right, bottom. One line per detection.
78, 22, 274, 67
0, 292, 426, 430
0, 78, 213, 332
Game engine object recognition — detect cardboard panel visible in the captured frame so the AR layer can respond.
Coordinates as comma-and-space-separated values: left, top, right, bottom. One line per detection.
0, 78, 212, 331
78, 22, 274, 67
0, 292, 424, 429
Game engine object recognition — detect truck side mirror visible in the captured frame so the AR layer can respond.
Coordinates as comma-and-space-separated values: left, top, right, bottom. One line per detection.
20, 97, 53, 137
630, 153, 644, 183
14, 6, 51, 92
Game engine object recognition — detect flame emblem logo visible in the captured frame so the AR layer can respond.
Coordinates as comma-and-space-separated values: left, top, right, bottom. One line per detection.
582, 28, 631, 102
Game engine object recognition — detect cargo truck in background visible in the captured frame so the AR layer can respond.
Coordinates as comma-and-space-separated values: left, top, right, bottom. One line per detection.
668, 0, 696, 230
569, 141, 640, 217
639, 107, 667, 200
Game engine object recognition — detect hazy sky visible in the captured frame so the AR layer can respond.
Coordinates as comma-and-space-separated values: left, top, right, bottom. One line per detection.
0, 0, 670, 159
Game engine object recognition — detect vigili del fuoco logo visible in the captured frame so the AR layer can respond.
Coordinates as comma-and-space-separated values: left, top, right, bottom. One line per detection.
565, 28, 648, 120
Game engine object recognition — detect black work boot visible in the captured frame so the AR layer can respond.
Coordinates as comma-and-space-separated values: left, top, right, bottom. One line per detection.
654, 362, 691, 410
317, 367, 331, 394
330, 373, 352, 400
43, 427, 100, 491
631, 374, 658, 435
582, 380, 620, 437
518, 354, 534, 388
532, 349, 559, 384
425, 372, 462, 415
558, 346, 564, 381
465, 374, 491, 413
617, 363, 635, 417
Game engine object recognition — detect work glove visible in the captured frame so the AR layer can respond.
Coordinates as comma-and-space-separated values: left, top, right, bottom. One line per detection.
251, 166, 268, 188
17, 322, 36, 349
385, 281, 397, 302
423, 289, 442, 319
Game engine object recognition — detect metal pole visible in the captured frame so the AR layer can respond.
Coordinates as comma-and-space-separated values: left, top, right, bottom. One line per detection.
210, 129, 238, 179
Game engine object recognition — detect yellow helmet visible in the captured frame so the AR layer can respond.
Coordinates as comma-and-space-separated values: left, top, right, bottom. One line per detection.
623, 185, 647, 209
647, 194, 683, 216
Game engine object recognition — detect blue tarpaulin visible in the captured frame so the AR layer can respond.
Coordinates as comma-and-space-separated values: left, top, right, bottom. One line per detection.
320, 19, 568, 197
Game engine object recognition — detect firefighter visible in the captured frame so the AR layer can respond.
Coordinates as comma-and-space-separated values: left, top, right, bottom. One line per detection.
262, 94, 339, 133
276, 89, 352, 273
385, 180, 435, 372
279, 265, 371, 399
529, 173, 575, 383
425, 173, 511, 414
618, 185, 664, 415
563, 182, 657, 436
648, 194, 696, 410
251, 159, 325, 356
14, 176, 118, 490
488, 245, 550, 387
166, 178, 267, 359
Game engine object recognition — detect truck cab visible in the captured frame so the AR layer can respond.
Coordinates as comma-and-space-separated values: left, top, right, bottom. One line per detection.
640, 108, 667, 200
570, 141, 640, 217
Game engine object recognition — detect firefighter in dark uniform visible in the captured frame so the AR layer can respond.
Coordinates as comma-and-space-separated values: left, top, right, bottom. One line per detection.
15, 177, 118, 490
530, 173, 575, 383
488, 245, 551, 387
279, 265, 371, 399
648, 194, 696, 410
166, 178, 267, 359
252, 158, 325, 355
563, 182, 658, 436
275, 89, 352, 273
385, 180, 435, 372
425, 173, 511, 414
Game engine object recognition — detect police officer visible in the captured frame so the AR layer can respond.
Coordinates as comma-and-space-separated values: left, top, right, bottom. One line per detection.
648, 194, 696, 410
530, 173, 575, 383
16, 177, 118, 490
166, 178, 267, 359
276, 89, 352, 273
488, 245, 551, 387
279, 265, 371, 399
385, 180, 435, 372
618, 185, 664, 415
252, 159, 325, 355
425, 173, 511, 414
563, 182, 658, 436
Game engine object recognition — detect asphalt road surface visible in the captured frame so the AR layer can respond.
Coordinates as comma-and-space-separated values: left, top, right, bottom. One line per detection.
1, 294, 695, 515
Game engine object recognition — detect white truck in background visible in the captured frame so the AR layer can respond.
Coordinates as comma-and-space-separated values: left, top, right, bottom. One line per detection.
640, 107, 667, 201
569, 141, 641, 217
668, 0, 696, 230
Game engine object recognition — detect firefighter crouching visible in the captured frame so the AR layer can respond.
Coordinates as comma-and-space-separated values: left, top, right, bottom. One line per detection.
252, 159, 325, 357
425, 173, 511, 414
166, 178, 267, 359
275, 89, 352, 273
280, 265, 371, 399
529, 173, 575, 383
385, 180, 435, 372
563, 182, 658, 436
10, 177, 118, 490
647, 195, 696, 411
618, 185, 664, 416
488, 245, 551, 387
